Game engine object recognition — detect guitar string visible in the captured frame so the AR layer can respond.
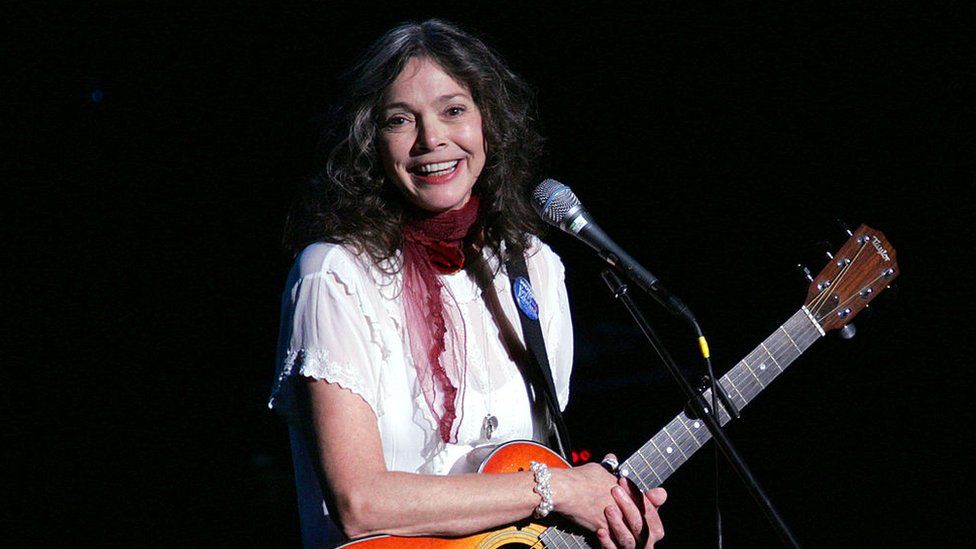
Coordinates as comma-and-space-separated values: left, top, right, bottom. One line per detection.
629, 275, 887, 489
813, 272, 889, 326
533, 288, 829, 545
622, 310, 823, 490
625, 319, 820, 491
623, 333, 804, 489
808, 238, 869, 314
808, 235, 867, 312
808, 236, 869, 312
806, 253, 840, 312
543, 295, 826, 542
541, 525, 587, 549
627, 322, 819, 489
649, 315, 812, 442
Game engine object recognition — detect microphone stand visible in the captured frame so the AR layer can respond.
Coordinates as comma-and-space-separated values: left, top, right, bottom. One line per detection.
601, 269, 800, 548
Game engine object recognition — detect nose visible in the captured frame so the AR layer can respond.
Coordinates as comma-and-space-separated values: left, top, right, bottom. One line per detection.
413, 118, 447, 152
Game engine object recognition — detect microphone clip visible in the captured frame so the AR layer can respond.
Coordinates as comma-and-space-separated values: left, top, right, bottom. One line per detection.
684, 375, 741, 422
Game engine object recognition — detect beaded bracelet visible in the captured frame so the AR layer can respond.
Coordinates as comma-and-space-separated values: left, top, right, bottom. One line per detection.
529, 461, 554, 518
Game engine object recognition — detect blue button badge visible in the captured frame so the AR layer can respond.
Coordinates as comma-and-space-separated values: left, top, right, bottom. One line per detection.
513, 276, 539, 320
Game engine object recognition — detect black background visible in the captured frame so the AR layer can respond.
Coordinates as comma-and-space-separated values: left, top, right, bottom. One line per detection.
9, 1, 973, 546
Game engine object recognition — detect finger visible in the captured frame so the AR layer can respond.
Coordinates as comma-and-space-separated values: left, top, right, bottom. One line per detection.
646, 487, 667, 507
620, 476, 642, 501
612, 484, 645, 536
642, 500, 666, 545
605, 504, 637, 549
623, 477, 667, 508
596, 527, 616, 549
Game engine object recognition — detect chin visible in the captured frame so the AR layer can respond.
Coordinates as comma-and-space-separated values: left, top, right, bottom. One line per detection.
415, 190, 473, 213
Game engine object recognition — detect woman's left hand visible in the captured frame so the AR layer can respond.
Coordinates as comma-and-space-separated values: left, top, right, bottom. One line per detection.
594, 455, 667, 549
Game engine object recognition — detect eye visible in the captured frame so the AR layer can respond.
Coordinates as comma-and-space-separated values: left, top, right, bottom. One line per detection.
445, 105, 466, 117
383, 114, 411, 129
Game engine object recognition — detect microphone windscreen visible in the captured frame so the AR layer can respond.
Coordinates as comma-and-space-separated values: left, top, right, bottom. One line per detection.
532, 179, 582, 226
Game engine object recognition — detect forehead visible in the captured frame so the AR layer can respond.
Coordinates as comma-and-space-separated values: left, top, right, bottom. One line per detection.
383, 57, 472, 104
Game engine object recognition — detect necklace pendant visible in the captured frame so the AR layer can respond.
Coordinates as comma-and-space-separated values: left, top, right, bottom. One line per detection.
482, 414, 498, 440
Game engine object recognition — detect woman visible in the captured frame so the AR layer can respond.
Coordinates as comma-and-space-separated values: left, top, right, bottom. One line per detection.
270, 19, 666, 548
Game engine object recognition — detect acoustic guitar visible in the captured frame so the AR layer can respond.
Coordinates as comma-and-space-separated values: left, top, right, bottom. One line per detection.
340, 224, 899, 548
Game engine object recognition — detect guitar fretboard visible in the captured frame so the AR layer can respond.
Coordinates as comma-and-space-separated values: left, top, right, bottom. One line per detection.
620, 307, 825, 492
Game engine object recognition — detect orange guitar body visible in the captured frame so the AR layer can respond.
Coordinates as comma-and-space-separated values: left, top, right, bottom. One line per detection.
337, 440, 573, 548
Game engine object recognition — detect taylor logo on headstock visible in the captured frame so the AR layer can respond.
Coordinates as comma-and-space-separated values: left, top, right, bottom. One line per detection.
872, 236, 891, 261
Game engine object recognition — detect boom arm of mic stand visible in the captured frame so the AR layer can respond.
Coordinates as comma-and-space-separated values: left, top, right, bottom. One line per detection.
601, 269, 800, 548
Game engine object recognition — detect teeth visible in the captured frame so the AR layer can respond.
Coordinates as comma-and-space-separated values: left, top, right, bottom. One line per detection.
414, 160, 459, 174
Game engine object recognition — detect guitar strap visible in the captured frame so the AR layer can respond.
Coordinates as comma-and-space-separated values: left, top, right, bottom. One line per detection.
505, 250, 573, 460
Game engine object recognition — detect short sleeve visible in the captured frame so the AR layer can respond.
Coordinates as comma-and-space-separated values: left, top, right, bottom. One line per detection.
268, 243, 391, 423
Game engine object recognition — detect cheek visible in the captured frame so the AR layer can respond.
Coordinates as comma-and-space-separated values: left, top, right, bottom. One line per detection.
378, 136, 406, 174
461, 124, 486, 159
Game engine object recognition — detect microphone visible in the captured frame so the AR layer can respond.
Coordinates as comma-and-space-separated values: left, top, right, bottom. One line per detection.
532, 178, 696, 325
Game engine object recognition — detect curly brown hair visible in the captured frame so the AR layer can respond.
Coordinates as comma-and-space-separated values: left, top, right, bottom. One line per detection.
284, 19, 547, 268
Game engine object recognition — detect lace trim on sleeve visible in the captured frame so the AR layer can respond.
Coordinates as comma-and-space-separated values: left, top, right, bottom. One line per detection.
269, 248, 398, 423
269, 347, 380, 421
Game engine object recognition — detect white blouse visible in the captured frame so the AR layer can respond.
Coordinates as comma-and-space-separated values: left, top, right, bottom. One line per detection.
269, 238, 573, 545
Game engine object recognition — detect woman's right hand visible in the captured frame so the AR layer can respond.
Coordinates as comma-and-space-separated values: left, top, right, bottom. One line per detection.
550, 454, 666, 548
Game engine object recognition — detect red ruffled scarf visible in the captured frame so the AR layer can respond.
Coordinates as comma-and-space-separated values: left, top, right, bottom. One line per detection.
401, 196, 481, 443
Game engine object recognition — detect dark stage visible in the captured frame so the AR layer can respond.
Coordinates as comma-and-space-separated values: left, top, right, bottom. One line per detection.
10, 2, 973, 546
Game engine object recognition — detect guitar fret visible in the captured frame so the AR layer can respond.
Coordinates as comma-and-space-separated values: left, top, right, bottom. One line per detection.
541, 526, 588, 548
618, 307, 826, 505
733, 367, 757, 401
797, 324, 822, 349
560, 531, 571, 549
744, 357, 767, 388
780, 325, 801, 353
684, 418, 708, 452
634, 449, 663, 485
700, 392, 734, 427
801, 305, 827, 337
662, 425, 690, 460
648, 438, 676, 473
718, 377, 747, 411
720, 375, 747, 407
542, 528, 563, 548
677, 417, 704, 451
759, 342, 781, 373
736, 360, 763, 402
623, 453, 650, 491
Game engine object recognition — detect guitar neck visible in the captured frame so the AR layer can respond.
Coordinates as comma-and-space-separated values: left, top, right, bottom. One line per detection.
620, 307, 826, 492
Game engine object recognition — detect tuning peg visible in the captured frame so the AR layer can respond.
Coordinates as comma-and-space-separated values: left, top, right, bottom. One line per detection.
806, 239, 835, 261
839, 324, 857, 339
835, 218, 854, 238
795, 263, 814, 283
871, 282, 899, 309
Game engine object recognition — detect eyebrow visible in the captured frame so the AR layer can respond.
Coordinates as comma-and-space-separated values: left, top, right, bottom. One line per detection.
381, 93, 472, 112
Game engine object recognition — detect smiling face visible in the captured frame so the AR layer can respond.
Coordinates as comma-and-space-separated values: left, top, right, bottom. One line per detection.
377, 57, 486, 213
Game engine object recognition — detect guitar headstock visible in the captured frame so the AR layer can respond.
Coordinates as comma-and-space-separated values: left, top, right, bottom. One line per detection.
805, 224, 899, 333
